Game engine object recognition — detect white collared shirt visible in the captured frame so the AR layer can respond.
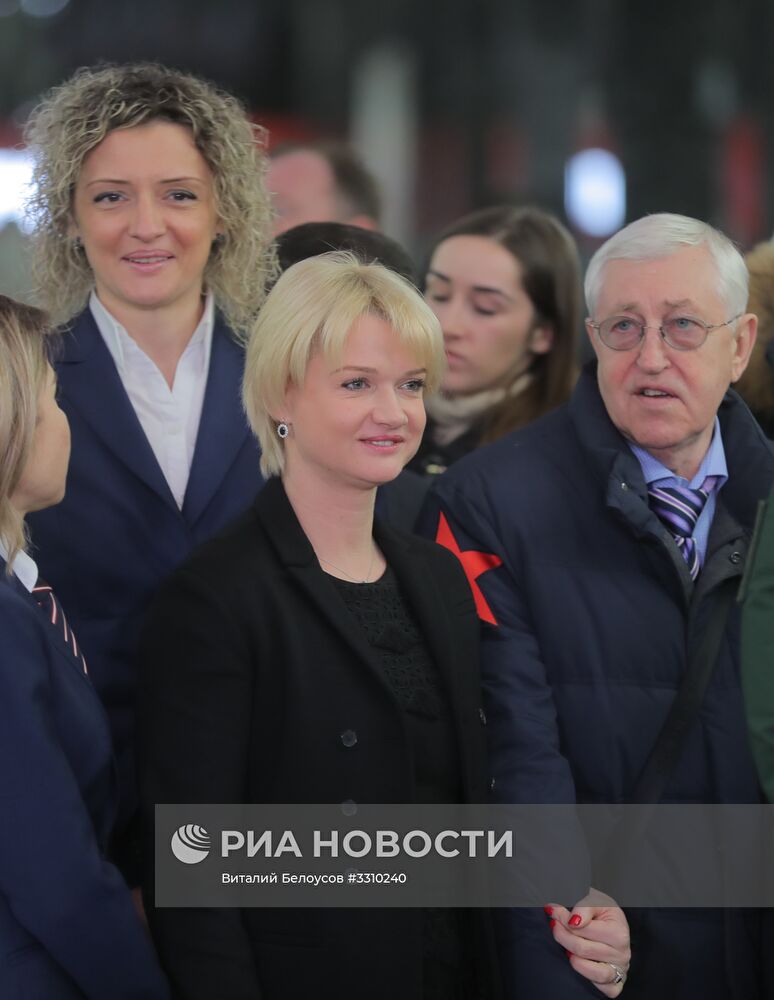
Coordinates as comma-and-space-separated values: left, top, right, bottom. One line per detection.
0, 540, 38, 592
89, 292, 214, 508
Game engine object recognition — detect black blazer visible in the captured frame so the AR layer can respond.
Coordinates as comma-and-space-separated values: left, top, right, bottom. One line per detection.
139, 476, 497, 1000
28, 308, 430, 841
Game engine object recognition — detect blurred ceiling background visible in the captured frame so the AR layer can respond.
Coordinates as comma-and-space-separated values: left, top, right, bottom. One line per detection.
1, 0, 773, 299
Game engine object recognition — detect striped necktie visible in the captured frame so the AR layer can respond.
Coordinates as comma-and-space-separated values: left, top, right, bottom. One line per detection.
32, 580, 88, 674
648, 476, 717, 580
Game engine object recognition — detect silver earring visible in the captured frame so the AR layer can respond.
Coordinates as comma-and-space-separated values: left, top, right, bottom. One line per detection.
277, 422, 289, 439
72, 237, 83, 251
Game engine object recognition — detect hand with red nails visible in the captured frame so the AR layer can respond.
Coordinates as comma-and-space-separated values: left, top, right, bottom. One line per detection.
544, 890, 630, 996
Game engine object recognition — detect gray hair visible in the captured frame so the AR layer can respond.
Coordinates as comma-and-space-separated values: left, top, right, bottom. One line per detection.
584, 213, 748, 318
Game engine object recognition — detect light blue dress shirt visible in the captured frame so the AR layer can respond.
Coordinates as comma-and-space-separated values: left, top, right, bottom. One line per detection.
629, 417, 728, 565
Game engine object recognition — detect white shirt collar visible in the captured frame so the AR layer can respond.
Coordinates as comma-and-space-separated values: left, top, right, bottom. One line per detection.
88, 291, 215, 378
0, 539, 39, 592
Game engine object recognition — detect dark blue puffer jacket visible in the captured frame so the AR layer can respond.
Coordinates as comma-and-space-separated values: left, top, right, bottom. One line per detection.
422, 364, 774, 1000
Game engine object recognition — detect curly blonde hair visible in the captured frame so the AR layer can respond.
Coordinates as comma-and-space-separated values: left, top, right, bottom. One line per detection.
0, 295, 52, 570
24, 62, 276, 333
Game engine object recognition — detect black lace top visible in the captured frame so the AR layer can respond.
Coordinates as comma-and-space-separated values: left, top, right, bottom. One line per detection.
330, 567, 473, 999
331, 566, 461, 802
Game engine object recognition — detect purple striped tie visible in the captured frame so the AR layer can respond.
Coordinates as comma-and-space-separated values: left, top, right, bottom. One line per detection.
32, 580, 88, 674
648, 476, 717, 580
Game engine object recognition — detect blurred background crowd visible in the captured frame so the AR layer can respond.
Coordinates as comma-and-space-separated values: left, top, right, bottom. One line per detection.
3, 0, 774, 435
2, 0, 774, 300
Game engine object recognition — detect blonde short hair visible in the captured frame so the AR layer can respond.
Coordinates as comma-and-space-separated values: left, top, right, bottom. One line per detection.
243, 252, 444, 477
0, 295, 52, 569
24, 62, 276, 333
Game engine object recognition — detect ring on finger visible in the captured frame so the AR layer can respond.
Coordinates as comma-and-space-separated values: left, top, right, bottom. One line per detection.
607, 962, 626, 986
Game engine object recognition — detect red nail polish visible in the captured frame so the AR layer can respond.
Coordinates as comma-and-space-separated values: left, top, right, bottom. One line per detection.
549, 918, 556, 929
544, 905, 554, 916
569, 914, 582, 927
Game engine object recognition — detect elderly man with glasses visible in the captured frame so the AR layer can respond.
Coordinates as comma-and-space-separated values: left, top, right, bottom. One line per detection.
422, 213, 774, 999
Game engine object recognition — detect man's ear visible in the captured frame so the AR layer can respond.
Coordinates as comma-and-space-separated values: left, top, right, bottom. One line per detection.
585, 319, 603, 360
730, 313, 758, 382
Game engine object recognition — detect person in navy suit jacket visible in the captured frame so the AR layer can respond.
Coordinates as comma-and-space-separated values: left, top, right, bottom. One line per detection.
0, 295, 168, 998
23, 68, 426, 876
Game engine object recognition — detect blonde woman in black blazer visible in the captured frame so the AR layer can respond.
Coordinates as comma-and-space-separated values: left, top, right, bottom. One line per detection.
139, 254, 627, 999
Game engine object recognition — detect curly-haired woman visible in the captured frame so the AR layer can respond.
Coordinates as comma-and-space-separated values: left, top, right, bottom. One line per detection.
23, 63, 276, 882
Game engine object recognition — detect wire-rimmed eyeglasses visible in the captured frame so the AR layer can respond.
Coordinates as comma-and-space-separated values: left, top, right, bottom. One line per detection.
589, 313, 742, 352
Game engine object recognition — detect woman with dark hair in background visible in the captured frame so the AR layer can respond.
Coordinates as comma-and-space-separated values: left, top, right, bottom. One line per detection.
0, 295, 168, 999
411, 205, 580, 475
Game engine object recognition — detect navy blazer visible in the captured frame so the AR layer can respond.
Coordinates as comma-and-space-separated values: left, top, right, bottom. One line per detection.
27, 308, 267, 831
0, 559, 168, 998
27, 308, 430, 834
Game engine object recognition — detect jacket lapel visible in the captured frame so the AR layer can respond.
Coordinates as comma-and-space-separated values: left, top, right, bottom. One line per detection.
33, 590, 93, 683
254, 479, 390, 680
374, 523, 462, 712
56, 310, 177, 510
572, 364, 774, 606
0, 558, 92, 684
718, 390, 774, 526
253, 480, 475, 789
377, 523, 480, 795
182, 317, 253, 526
